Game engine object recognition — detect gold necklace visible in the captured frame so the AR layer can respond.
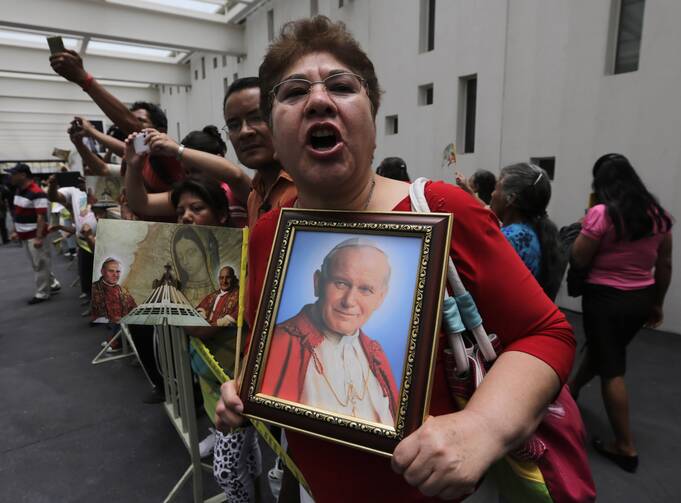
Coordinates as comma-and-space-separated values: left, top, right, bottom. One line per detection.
314, 348, 370, 411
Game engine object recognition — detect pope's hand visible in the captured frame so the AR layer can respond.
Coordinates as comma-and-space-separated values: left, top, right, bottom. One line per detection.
215, 380, 246, 431
216, 314, 236, 327
391, 411, 502, 500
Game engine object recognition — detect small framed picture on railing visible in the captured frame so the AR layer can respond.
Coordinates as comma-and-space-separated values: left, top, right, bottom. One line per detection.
240, 208, 452, 456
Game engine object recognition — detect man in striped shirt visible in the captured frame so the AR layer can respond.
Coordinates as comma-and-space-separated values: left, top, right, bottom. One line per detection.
8, 163, 61, 304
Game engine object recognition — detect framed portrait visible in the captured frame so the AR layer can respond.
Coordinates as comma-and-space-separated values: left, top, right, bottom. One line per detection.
240, 209, 452, 457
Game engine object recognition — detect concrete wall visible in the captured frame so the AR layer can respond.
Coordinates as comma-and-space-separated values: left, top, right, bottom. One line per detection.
151, 0, 681, 334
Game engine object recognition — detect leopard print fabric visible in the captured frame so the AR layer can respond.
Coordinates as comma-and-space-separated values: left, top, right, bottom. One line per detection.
213, 427, 262, 502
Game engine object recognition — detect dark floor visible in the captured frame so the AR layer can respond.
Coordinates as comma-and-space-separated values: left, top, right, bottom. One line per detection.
1, 242, 680, 502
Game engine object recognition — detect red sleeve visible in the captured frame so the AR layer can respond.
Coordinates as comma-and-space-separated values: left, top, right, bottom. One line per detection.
425, 181, 575, 383
245, 208, 282, 348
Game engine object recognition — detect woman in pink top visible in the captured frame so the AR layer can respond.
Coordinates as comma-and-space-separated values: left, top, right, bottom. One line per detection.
570, 154, 673, 473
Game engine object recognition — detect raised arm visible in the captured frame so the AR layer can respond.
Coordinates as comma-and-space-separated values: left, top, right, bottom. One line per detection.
70, 130, 111, 176
50, 50, 142, 134
46, 175, 68, 207
75, 116, 125, 157
123, 133, 175, 218
145, 129, 252, 203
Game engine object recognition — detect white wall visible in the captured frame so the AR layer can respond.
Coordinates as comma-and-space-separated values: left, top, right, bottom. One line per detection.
160, 0, 681, 334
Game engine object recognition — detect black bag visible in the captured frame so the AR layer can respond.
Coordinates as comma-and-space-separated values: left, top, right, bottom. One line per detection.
559, 223, 590, 297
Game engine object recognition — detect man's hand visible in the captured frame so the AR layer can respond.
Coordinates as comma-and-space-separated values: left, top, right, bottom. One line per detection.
80, 223, 93, 238
391, 411, 502, 500
124, 132, 148, 172
454, 171, 474, 196
74, 116, 96, 136
215, 381, 247, 431
146, 129, 180, 158
32, 237, 44, 249
9, 231, 18, 241
50, 50, 88, 86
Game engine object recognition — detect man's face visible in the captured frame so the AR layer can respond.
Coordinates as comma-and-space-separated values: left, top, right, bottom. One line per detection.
102, 262, 121, 284
314, 246, 389, 336
10, 172, 26, 187
132, 108, 155, 130
224, 87, 276, 170
219, 267, 235, 291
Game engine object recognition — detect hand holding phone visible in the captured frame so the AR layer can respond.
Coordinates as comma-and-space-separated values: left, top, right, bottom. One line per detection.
133, 132, 150, 154
47, 36, 66, 55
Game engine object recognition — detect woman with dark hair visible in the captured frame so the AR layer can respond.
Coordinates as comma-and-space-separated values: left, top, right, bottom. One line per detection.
125, 125, 250, 227
376, 156, 410, 181
215, 16, 586, 502
489, 163, 565, 300
569, 154, 673, 472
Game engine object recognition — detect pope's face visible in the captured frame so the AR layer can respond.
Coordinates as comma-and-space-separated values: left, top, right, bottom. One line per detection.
314, 246, 389, 336
176, 238, 203, 276
102, 262, 121, 284
219, 267, 235, 291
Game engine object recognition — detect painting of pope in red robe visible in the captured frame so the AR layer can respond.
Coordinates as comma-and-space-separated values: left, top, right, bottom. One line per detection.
260, 238, 399, 427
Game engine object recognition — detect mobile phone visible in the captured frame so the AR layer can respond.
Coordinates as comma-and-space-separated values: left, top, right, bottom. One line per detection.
47, 36, 66, 55
133, 132, 150, 154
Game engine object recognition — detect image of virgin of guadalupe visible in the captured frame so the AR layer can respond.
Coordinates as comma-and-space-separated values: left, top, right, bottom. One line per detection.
171, 226, 220, 307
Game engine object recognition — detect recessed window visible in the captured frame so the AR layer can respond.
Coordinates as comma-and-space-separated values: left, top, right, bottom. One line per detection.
161, 85, 166, 94
530, 157, 556, 180
458, 74, 477, 154
311, 0, 319, 16
176, 86, 181, 94
213, 57, 217, 69
612, 0, 645, 74
224, 78, 229, 95
201, 56, 206, 79
169, 86, 172, 95
194, 69, 198, 81
339, 0, 344, 8
419, 0, 436, 53
385, 115, 399, 135
222, 55, 227, 67
267, 9, 274, 42
233, 72, 239, 82
418, 83, 434, 106
176, 122, 181, 141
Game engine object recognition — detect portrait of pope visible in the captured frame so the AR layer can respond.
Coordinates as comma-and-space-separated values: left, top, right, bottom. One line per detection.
260, 238, 399, 427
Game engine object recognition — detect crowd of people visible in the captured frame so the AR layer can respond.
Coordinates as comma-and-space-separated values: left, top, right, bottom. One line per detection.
0, 14, 674, 503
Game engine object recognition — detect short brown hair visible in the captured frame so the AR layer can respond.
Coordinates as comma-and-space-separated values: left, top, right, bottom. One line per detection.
259, 16, 381, 123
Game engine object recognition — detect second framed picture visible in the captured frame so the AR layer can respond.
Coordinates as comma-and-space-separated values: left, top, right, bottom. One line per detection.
240, 208, 452, 456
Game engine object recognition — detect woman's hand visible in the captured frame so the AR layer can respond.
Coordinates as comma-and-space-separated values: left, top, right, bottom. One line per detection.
215, 380, 247, 431
146, 129, 180, 158
391, 411, 502, 500
124, 132, 148, 172
454, 171, 474, 195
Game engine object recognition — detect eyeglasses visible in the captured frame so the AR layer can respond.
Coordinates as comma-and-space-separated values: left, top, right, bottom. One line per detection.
270, 72, 367, 105
222, 112, 266, 134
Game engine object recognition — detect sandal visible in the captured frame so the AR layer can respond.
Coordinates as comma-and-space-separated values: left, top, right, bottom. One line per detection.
592, 437, 638, 473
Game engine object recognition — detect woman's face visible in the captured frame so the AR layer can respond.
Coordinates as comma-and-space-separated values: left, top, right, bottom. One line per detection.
270, 51, 376, 194
176, 192, 224, 226
175, 237, 204, 276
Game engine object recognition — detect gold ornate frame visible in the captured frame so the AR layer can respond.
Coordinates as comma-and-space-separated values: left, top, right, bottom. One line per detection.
240, 209, 452, 457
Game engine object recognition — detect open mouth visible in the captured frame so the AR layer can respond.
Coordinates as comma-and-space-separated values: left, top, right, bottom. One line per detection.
308, 125, 340, 151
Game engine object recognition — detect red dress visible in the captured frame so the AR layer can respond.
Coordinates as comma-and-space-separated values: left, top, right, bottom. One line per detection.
246, 181, 575, 503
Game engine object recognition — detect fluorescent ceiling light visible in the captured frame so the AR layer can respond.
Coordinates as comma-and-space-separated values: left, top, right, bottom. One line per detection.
141, 0, 223, 13
0, 28, 79, 50
0, 71, 151, 88
86, 40, 187, 63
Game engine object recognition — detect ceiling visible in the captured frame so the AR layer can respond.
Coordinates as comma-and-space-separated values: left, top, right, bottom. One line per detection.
0, 0, 264, 160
